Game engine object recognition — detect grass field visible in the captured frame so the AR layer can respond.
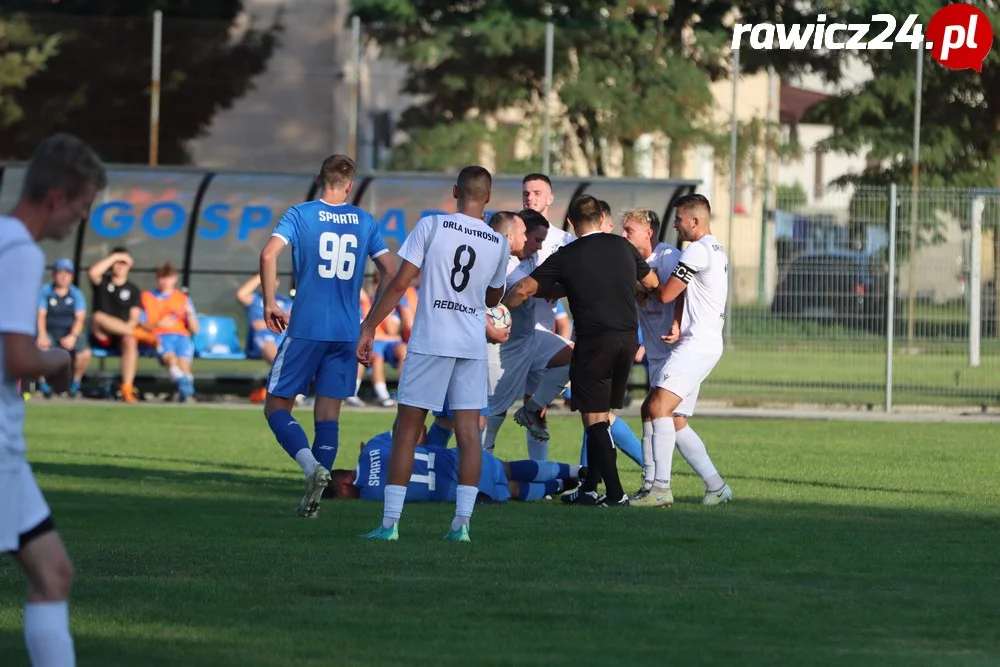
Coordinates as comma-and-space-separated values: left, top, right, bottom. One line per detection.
90, 335, 1000, 409
2, 404, 999, 666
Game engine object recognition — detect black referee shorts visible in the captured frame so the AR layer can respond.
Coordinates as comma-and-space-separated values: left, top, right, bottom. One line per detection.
569, 332, 638, 414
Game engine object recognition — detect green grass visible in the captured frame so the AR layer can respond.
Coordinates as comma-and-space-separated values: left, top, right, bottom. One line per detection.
2, 405, 999, 666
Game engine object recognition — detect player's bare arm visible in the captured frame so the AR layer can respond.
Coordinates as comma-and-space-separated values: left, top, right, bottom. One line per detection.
486, 285, 505, 308
502, 276, 538, 309
656, 273, 688, 305
2, 332, 72, 391
65, 307, 86, 349
87, 251, 130, 285
358, 260, 419, 366
235, 274, 262, 307
127, 305, 143, 331
372, 252, 397, 306
36, 308, 50, 349
184, 299, 200, 335
259, 236, 288, 334
662, 291, 684, 345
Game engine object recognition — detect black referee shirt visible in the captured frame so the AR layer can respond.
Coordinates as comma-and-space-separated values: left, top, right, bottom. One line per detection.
529, 232, 652, 337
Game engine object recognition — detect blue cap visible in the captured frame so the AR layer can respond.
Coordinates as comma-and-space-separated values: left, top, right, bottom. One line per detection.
54, 258, 75, 273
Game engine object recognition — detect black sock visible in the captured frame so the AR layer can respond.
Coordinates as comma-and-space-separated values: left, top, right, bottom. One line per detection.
585, 422, 623, 500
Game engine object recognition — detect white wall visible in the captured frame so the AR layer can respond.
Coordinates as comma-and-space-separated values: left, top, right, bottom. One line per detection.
777, 124, 868, 207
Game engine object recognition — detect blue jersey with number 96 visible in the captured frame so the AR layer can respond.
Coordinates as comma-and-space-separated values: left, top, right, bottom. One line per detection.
271, 200, 388, 342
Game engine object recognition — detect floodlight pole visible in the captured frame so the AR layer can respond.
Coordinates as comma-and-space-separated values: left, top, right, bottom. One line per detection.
149, 10, 162, 166
542, 22, 554, 175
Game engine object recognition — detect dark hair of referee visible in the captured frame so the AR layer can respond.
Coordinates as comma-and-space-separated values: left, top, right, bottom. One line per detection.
502, 195, 660, 505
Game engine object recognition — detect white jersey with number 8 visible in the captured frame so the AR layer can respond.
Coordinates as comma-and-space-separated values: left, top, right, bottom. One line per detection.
399, 213, 509, 360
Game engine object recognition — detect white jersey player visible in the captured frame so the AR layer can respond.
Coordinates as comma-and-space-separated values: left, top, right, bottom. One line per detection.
2, 134, 107, 667
357, 166, 509, 543
484, 211, 571, 459
631, 196, 732, 508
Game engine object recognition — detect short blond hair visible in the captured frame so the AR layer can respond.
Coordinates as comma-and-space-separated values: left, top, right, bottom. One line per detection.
621, 208, 660, 238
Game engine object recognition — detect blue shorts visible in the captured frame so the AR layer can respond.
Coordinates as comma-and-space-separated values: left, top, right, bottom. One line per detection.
157, 333, 194, 360
372, 340, 404, 369
248, 330, 284, 359
267, 336, 356, 399
432, 394, 489, 419
479, 453, 511, 503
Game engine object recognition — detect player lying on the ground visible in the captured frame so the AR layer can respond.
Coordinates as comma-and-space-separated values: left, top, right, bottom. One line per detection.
324, 430, 584, 503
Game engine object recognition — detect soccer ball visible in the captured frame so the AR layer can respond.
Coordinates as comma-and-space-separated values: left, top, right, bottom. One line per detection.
487, 304, 512, 330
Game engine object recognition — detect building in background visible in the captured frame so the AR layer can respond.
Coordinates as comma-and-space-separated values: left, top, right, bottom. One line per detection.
188, 0, 412, 172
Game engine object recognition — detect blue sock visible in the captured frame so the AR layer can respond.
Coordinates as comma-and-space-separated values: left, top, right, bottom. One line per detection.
516, 480, 563, 501
267, 409, 310, 460
312, 420, 339, 472
508, 460, 566, 482
580, 433, 588, 467
426, 423, 452, 446
610, 417, 644, 466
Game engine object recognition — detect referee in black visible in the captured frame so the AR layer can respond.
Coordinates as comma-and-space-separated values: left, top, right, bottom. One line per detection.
504, 195, 659, 506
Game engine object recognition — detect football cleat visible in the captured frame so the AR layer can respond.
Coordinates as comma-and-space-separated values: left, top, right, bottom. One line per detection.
702, 483, 733, 506
514, 406, 550, 441
631, 486, 673, 507
361, 524, 399, 541
295, 463, 331, 518
443, 524, 471, 542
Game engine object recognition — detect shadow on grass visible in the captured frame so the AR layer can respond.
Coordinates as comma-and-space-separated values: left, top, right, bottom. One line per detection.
40, 448, 284, 476
32, 461, 291, 490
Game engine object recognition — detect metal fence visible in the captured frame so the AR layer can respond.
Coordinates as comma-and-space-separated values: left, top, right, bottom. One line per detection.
705, 185, 999, 411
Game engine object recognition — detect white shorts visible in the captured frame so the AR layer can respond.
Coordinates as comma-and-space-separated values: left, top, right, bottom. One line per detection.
488, 338, 533, 416
0, 459, 52, 553
397, 352, 488, 412
524, 330, 573, 395
649, 347, 722, 417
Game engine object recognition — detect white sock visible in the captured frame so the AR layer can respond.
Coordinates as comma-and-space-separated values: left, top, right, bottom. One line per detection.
526, 433, 548, 461
483, 414, 505, 453
451, 484, 478, 531
294, 448, 318, 476
650, 417, 674, 489
641, 421, 654, 487
373, 382, 390, 401
382, 484, 407, 529
24, 601, 75, 667
675, 426, 723, 490
355, 377, 362, 395
528, 365, 570, 412
168, 365, 184, 381
569, 465, 582, 477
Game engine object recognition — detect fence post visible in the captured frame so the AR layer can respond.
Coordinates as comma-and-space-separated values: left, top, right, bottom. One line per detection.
969, 194, 984, 368
885, 183, 897, 413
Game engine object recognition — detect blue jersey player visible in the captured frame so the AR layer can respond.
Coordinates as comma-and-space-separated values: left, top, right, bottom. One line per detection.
259, 154, 395, 518
324, 431, 584, 503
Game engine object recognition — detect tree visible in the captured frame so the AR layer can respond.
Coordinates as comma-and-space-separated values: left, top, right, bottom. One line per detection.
0, 14, 59, 129
805, 0, 1000, 334
0, 1, 282, 164
351, 0, 839, 175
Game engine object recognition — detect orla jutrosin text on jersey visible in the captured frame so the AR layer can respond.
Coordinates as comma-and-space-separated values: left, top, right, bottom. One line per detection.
441, 219, 502, 242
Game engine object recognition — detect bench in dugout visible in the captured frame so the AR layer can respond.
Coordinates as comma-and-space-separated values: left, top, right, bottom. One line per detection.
84, 315, 268, 400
